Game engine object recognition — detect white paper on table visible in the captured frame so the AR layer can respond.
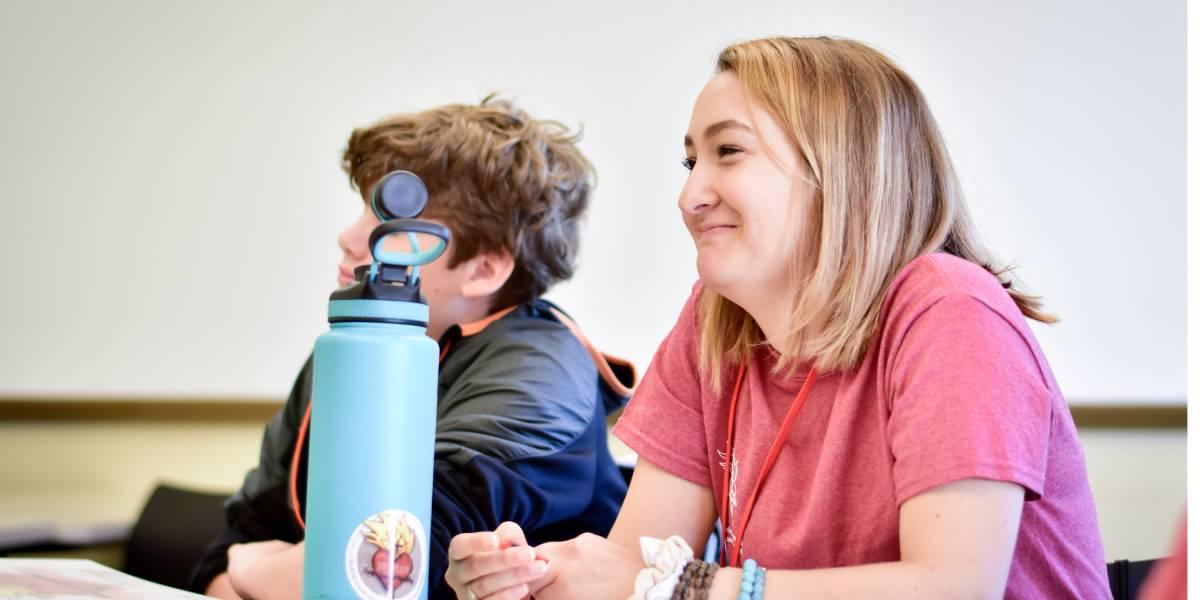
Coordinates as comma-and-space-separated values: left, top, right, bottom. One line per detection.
0, 558, 204, 600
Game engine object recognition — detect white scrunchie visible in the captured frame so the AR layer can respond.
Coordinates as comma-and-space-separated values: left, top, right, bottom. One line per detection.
627, 535, 696, 600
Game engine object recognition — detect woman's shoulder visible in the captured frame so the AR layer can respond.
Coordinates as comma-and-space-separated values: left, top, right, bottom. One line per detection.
874, 254, 1059, 396
884, 253, 1021, 320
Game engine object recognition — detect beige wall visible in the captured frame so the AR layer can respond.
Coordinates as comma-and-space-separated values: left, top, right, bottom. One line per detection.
1076, 428, 1187, 560
0, 420, 1184, 563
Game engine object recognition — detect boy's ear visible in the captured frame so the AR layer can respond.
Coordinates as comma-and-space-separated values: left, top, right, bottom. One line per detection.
459, 249, 515, 300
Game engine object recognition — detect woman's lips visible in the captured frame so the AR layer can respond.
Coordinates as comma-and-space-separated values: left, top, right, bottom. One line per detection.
699, 224, 736, 238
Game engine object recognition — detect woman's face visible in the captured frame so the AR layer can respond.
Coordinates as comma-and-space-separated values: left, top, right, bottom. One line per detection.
679, 71, 816, 305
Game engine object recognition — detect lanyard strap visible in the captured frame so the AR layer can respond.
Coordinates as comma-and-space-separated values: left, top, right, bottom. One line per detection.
289, 405, 313, 528
719, 362, 819, 567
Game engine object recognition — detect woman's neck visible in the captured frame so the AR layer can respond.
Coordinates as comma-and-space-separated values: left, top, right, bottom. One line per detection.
750, 301, 797, 354
735, 288, 828, 358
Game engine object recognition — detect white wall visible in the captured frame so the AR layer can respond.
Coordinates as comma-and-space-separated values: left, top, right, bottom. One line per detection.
0, 0, 1185, 403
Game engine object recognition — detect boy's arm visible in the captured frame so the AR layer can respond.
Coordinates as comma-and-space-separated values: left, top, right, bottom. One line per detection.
203, 573, 241, 599
187, 357, 312, 593
426, 324, 609, 598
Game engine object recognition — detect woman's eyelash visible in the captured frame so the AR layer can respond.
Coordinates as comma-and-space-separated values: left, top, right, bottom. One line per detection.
681, 146, 740, 171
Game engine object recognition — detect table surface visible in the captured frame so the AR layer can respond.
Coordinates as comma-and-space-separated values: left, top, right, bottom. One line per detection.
0, 558, 204, 598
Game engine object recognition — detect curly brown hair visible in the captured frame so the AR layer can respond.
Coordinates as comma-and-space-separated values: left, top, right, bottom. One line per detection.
341, 96, 594, 310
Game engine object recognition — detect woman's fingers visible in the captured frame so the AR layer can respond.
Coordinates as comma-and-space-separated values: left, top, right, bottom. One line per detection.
478, 583, 529, 600
448, 521, 527, 560
447, 523, 538, 600
469, 559, 548, 599
460, 545, 538, 581
494, 521, 528, 548
449, 531, 501, 561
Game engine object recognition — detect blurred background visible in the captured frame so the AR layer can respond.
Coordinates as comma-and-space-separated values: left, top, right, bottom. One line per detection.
0, 0, 1186, 575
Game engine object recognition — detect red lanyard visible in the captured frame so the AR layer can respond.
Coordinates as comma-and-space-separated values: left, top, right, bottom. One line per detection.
718, 361, 819, 567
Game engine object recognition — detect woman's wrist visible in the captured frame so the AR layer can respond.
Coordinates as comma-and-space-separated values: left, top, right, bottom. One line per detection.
737, 559, 766, 599
711, 568, 743, 599
629, 535, 698, 599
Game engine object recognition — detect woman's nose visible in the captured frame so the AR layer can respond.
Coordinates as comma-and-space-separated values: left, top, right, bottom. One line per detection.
678, 165, 717, 216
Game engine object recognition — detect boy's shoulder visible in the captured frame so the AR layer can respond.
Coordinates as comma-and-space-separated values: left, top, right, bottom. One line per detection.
434, 301, 603, 463
442, 299, 634, 414
460, 301, 592, 363
441, 301, 597, 395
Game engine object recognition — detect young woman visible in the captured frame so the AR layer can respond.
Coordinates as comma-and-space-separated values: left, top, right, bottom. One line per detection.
445, 36, 1110, 599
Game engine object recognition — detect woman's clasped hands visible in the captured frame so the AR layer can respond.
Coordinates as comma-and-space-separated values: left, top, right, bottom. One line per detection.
446, 521, 643, 600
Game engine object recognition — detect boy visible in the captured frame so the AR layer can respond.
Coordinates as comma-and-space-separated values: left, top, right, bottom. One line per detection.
189, 97, 633, 599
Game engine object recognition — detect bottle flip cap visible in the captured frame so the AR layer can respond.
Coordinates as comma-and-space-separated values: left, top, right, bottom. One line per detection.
366, 170, 449, 284
329, 171, 452, 316
372, 170, 428, 220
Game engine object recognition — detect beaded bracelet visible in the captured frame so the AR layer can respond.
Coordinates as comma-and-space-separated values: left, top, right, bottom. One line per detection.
670, 560, 700, 600
739, 559, 766, 600
670, 560, 719, 600
695, 561, 717, 600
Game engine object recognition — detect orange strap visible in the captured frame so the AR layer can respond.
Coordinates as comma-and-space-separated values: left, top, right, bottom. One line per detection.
545, 306, 637, 398
289, 406, 312, 528
719, 362, 819, 567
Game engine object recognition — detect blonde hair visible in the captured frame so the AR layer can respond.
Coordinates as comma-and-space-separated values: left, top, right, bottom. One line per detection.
698, 36, 1055, 390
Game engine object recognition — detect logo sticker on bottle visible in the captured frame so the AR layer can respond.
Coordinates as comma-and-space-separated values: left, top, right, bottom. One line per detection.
345, 510, 426, 599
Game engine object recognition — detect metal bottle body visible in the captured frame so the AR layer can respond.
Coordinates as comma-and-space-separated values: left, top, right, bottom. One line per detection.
303, 303, 438, 600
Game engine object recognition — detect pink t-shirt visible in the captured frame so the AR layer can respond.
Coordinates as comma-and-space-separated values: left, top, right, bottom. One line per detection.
614, 253, 1109, 599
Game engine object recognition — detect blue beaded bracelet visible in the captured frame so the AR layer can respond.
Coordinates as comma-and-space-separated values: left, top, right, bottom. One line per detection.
739, 559, 766, 600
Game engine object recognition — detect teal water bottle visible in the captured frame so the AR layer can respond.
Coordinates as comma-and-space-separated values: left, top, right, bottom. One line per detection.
303, 171, 450, 600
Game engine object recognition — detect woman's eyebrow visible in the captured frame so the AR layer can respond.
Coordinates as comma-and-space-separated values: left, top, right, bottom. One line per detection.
684, 119, 754, 148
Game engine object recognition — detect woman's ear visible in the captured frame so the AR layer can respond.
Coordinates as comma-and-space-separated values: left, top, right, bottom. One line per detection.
459, 249, 515, 300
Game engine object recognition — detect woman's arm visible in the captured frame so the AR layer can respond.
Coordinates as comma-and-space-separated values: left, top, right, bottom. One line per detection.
457, 404, 1025, 600
607, 456, 719, 555
531, 477, 1022, 600
706, 478, 1024, 600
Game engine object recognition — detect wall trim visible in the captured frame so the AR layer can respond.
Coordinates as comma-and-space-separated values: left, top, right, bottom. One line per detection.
1067, 405, 1186, 429
0, 398, 283, 422
0, 398, 1186, 428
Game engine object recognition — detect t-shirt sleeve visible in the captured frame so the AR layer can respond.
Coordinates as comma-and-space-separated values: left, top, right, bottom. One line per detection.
887, 293, 1054, 505
612, 284, 712, 487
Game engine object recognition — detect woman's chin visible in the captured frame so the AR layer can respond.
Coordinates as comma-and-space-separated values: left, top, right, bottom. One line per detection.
695, 258, 734, 294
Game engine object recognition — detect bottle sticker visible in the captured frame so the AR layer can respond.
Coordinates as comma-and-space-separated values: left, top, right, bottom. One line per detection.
345, 510, 426, 599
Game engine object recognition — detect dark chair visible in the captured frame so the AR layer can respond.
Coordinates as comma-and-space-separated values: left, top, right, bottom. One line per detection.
123, 483, 230, 590
1106, 558, 1159, 600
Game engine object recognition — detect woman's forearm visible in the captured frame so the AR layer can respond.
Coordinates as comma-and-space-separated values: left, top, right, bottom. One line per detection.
709, 560, 1003, 600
